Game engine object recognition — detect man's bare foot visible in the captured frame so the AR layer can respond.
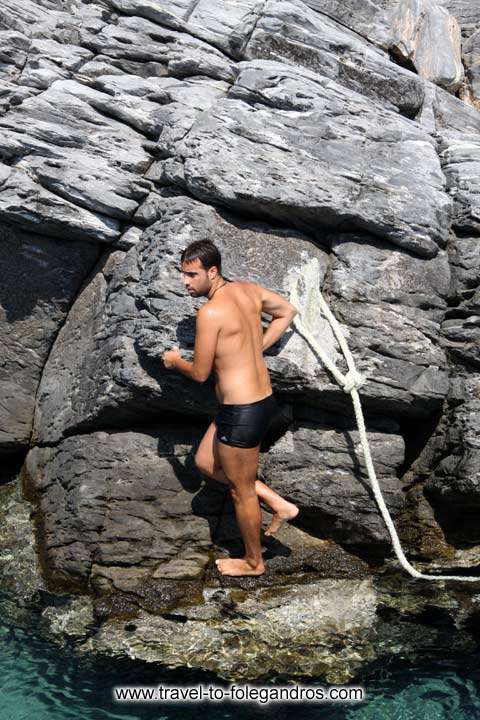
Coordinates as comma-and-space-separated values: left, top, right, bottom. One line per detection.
264, 501, 299, 536
215, 557, 265, 576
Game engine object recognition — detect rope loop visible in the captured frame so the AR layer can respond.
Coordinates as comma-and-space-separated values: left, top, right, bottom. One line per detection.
289, 267, 480, 583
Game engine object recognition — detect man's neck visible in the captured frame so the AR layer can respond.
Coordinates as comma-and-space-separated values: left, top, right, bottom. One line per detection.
207, 277, 227, 301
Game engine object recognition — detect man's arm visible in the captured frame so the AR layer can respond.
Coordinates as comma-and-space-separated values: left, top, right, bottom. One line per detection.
259, 285, 298, 351
173, 305, 220, 382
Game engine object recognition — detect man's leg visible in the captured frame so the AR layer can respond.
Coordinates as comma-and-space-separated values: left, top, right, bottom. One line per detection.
214, 440, 265, 576
194, 421, 299, 535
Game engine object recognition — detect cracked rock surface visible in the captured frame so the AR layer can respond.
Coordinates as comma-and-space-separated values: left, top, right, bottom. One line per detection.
2, 0, 480, 681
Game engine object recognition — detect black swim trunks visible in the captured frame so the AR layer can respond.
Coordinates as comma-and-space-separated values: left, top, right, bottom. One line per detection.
215, 393, 279, 449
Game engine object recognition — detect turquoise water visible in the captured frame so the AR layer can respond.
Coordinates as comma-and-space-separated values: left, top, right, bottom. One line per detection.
1, 592, 480, 719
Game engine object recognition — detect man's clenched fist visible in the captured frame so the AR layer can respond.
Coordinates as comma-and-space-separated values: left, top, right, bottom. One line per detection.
162, 346, 182, 369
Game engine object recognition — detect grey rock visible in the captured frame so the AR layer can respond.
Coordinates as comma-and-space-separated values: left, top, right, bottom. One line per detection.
0, 79, 153, 169
84, 73, 230, 158
449, 237, 480, 301
439, 133, 480, 236
0, 76, 158, 239
24, 425, 226, 592
0, 67, 229, 237
0, 0, 70, 35
0, 30, 30, 81
326, 233, 451, 416
441, 1, 480, 104
115, 224, 143, 250
442, 0, 479, 39
0, 82, 41, 118
105, 0, 263, 59
18, 153, 152, 221
442, 323, 480, 370
0, 222, 99, 451
463, 29, 480, 106
432, 84, 480, 133
19, 38, 94, 90
79, 14, 236, 82
302, 0, 393, 48
424, 374, 480, 540
328, 233, 451, 322
0, 164, 121, 243
78, 55, 169, 81
305, 0, 463, 92
259, 423, 405, 546
174, 60, 451, 258
390, 0, 463, 92
243, 0, 425, 116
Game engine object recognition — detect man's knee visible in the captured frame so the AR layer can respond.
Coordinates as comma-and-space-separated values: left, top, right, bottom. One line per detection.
194, 450, 220, 477
228, 472, 258, 498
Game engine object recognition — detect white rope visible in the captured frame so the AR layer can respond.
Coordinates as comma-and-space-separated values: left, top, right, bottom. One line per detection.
289, 269, 480, 583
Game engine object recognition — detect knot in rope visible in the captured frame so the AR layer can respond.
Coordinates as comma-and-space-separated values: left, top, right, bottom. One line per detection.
340, 368, 367, 393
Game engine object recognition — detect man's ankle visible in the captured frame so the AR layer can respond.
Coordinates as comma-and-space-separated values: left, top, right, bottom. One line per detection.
245, 556, 264, 568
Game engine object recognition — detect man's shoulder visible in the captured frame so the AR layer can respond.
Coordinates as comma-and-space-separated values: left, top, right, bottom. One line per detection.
197, 303, 225, 326
223, 279, 262, 289
197, 303, 218, 318
240, 280, 263, 294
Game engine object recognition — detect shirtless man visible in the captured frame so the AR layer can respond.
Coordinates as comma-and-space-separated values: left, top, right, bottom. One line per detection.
162, 240, 299, 577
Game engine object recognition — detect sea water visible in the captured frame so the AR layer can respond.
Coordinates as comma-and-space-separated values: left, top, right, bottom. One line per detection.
1, 594, 480, 720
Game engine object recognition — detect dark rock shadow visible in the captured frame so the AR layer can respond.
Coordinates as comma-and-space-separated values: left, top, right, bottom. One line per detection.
0, 452, 26, 486
428, 503, 480, 547
0, 223, 100, 323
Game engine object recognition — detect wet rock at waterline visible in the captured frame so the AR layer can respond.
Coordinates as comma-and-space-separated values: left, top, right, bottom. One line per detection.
2, 481, 479, 686
1, 0, 480, 683
0, 480, 45, 599
78, 568, 479, 684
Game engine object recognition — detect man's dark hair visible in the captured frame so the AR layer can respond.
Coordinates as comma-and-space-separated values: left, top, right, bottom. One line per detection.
180, 240, 222, 275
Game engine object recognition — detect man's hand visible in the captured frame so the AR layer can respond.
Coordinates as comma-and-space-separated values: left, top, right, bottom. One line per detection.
162, 346, 182, 370
164, 308, 220, 383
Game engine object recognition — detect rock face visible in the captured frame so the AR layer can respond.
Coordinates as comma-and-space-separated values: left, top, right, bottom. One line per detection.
2, 0, 480, 680
24, 425, 221, 593
0, 223, 99, 452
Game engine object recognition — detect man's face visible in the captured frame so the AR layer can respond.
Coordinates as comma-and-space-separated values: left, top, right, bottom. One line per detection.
180, 258, 217, 298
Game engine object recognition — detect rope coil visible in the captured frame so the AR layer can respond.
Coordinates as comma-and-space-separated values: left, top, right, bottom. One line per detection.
289, 266, 480, 583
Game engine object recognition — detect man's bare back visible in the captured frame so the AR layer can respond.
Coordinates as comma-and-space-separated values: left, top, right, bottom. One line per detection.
207, 281, 272, 404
